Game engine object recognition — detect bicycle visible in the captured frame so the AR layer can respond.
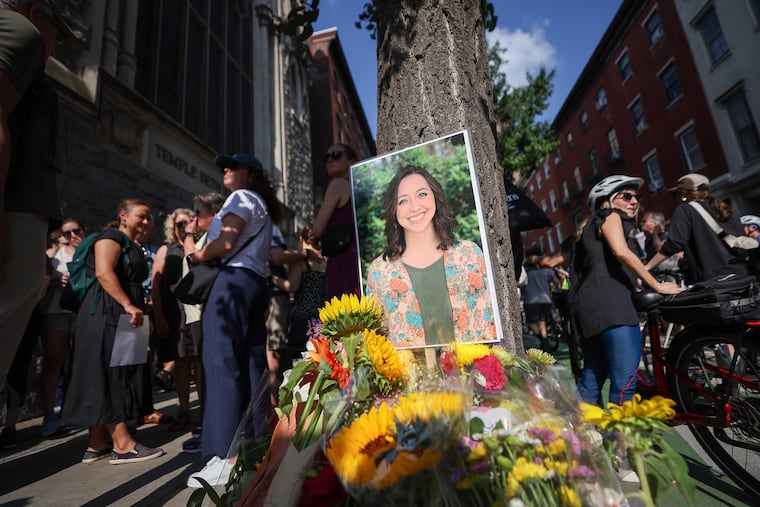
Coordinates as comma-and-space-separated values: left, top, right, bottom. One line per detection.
639, 270, 685, 380
632, 290, 760, 497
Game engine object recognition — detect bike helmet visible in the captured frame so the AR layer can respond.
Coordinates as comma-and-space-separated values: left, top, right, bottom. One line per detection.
740, 215, 760, 229
587, 175, 644, 210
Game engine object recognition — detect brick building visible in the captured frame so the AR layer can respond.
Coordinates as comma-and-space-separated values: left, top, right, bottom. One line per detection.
522, 0, 736, 253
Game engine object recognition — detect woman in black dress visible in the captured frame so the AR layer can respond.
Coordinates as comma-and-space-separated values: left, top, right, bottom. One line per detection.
62, 199, 165, 464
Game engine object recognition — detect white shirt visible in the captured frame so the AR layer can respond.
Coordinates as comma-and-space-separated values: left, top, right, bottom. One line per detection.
207, 189, 272, 276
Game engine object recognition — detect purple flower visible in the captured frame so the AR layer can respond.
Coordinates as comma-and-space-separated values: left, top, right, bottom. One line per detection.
472, 461, 491, 473
562, 430, 582, 456
306, 318, 323, 340
529, 427, 556, 445
450, 468, 465, 483
568, 465, 596, 480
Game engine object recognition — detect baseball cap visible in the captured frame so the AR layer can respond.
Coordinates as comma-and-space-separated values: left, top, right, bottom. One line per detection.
214, 153, 264, 173
34, 0, 77, 40
668, 173, 709, 192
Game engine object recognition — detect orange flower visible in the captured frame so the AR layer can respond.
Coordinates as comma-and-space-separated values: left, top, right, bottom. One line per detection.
309, 337, 333, 364
309, 337, 351, 388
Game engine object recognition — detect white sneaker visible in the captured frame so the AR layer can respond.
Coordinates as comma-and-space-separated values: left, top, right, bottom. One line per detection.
186, 456, 234, 488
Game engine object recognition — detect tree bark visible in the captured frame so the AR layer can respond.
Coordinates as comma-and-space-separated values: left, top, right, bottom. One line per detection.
375, 0, 523, 352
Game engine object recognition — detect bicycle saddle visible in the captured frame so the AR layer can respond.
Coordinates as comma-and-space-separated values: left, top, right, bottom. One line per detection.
631, 290, 664, 312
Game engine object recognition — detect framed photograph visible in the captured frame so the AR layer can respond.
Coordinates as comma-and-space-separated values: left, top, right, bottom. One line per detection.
350, 130, 503, 349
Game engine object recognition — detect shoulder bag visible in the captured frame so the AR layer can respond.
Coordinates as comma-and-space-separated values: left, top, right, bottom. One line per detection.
688, 201, 759, 252
320, 225, 353, 257
173, 228, 262, 305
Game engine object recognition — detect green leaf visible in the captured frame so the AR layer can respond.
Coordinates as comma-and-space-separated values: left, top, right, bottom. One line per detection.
187, 488, 206, 507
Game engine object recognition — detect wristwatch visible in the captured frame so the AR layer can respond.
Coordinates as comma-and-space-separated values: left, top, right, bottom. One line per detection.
182, 231, 194, 239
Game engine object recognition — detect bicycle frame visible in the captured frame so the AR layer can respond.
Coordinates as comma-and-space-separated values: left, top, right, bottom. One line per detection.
635, 310, 760, 428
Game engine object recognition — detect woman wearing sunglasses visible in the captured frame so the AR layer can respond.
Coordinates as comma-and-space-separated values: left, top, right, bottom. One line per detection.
38, 218, 86, 436
150, 208, 194, 431
311, 143, 361, 298
570, 175, 681, 407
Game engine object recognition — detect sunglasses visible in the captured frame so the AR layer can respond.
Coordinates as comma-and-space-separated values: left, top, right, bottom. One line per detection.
616, 191, 640, 203
323, 151, 344, 163
62, 228, 83, 238
175, 221, 188, 228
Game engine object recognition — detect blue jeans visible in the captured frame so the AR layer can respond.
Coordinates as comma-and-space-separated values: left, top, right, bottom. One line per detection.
201, 267, 269, 459
578, 325, 641, 406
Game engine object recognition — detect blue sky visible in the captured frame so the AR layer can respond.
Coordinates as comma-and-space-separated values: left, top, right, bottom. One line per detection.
313, 1, 623, 138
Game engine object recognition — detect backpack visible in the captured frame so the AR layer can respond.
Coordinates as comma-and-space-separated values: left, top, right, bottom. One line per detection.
59, 230, 132, 313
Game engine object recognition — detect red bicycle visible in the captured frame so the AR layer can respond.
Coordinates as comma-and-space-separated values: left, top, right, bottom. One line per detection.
632, 290, 760, 496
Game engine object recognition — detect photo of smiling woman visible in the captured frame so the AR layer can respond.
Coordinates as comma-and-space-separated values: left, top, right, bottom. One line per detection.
366, 166, 497, 348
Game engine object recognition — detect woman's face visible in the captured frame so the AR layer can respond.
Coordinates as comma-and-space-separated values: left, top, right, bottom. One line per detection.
610, 188, 640, 217
395, 173, 436, 234
222, 163, 251, 192
195, 206, 215, 231
121, 205, 152, 238
325, 144, 351, 178
61, 221, 85, 248
173, 213, 192, 241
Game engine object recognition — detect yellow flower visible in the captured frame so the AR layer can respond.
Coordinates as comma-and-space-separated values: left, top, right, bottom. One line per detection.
467, 442, 487, 461
392, 392, 465, 425
544, 458, 569, 476
579, 402, 612, 429
608, 394, 676, 421
505, 457, 548, 496
325, 402, 396, 488
373, 448, 442, 489
558, 485, 582, 507
526, 348, 557, 365
396, 349, 418, 383
319, 294, 383, 338
364, 328, 404, 381
450, 342, 492, 366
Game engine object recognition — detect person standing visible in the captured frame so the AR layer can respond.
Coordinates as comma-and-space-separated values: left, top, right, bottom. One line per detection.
183, 153, 277, 488
522, 248, 557, 351
645, 174, 750, 283
311, 143, 360, 299
0, 0, 75, 382
571, 176, 681, 407
61, 199, 165, 464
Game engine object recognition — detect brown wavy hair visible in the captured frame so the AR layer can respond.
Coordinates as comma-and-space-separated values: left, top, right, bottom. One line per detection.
382, 166, 457, 261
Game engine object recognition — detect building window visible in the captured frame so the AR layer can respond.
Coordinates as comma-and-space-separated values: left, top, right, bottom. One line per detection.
696, 7, 730, 64
644, 153, 665, 191
536, 172, 543, 189
573, 166, 582, 191
616, 50, 632, 82
566, 132, 574, 151
539, 236, 546, 254
541, 199, 547, 213
644, 8, 664, 46
546, 229, 555, 253
554, 148, 561, 166
550, 189, 557, 211
596, 88, 607, 110
561, 179, 569, 200
722, 90, 760, 162
579, 111, 589, 132
678, 126, 706, 171
589, 148, 599, 174
629, 96, 648, 134
659, 62, 683, 104
135, 1, 255, 153
543, 160, 551, 179
529, 184, 535, 198
555, 223, 564, 245
608, 128, 621, 157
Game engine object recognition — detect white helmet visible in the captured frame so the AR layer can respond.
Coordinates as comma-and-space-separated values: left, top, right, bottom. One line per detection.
587, 175, 644, 210
741, 215, 760, 229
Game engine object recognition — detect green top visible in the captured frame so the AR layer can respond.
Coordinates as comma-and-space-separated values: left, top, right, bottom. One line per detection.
404, 256, 454, 346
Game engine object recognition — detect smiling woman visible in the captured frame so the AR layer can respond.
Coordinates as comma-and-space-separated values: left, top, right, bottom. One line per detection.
366, 166, 496, 348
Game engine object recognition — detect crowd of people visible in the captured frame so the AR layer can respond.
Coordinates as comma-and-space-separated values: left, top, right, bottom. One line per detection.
523, 171, 759, 407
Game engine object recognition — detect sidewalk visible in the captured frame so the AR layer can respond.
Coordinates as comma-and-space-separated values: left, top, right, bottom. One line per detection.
0, 342, 756, 506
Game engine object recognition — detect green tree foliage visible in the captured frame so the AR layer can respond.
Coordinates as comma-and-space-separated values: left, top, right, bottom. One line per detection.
490, 42, 558, 177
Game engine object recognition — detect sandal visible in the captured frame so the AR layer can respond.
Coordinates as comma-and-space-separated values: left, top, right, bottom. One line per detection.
169, 411, 191, 432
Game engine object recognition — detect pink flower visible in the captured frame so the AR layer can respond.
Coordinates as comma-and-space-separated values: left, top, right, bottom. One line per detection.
473, 355, 507, 391
440, 350, 458, 375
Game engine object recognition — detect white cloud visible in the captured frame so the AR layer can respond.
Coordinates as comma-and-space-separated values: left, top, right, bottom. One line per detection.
486, 22, 557, 88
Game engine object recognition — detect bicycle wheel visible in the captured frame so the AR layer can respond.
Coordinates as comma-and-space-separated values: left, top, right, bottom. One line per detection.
667, 325, 760, 497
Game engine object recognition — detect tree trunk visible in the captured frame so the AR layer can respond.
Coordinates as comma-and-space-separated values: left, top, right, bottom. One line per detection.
375, 0, 523, 352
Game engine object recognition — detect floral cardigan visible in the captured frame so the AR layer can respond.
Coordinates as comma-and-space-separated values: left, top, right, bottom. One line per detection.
366, 240, 498, 348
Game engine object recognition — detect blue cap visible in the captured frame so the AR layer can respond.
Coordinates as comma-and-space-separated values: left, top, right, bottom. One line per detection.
215, 153, 264, 173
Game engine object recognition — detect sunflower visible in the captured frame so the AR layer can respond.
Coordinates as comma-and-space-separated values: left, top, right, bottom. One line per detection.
325, 402, 396, 488
450, 342, 492, 366
526, 348, 557, 366
319, 294, 383, 338
364, 328, 404, 381
392, 392, 466, 425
